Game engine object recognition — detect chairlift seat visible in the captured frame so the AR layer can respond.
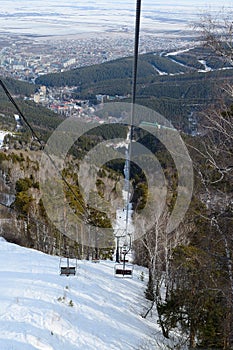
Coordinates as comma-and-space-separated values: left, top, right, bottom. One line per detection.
60, 266, 76, 276
115, 269, 132, 276
59, 255, 77, 276
114, 263, 133, 278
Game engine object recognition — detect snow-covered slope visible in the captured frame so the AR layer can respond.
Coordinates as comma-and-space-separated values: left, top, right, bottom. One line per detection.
0, 238, 161, 350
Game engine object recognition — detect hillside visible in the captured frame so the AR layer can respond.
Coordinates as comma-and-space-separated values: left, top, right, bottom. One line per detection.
0, 237, 171, 350
0, 76, 66, 140
35, 46, 233, 131
0, 46, 232, 136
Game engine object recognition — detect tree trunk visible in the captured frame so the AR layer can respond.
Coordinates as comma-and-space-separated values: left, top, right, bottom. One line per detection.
189, 318, 196, 349
145, 266, 155, 301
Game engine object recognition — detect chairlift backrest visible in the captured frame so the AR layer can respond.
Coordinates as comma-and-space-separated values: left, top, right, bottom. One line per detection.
59, 255, 77, 276
60, 266, 76, 276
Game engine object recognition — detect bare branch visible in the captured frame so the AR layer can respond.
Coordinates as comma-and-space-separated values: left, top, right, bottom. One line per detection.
193, 10, 233, 65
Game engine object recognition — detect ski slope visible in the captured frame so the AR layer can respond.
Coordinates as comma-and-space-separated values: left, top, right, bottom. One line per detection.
0, 237, 162, 350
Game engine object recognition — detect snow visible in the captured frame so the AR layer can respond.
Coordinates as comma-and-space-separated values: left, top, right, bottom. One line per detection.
165, 47, 193, 57
14, 114, 21, 130
0, 238, 161, 350
152, 65, 168, 76
198, 60, 212, 73
0, 131, 11, 148
0, 114, 20, 148
0, 1, 232, 36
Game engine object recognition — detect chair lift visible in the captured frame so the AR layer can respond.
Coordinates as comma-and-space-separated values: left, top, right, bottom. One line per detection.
60, 256, 77, 276
59, 245, 77, 276
114, 243, 133, 278
91, 247, 100, 263
114, 263, 133, 277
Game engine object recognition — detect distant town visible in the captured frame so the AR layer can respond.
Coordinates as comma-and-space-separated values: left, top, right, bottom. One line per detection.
0, 32, 194, 82
0, 32, 195, 122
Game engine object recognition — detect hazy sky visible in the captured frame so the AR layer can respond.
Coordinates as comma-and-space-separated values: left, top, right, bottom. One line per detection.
0, 1, 232, 36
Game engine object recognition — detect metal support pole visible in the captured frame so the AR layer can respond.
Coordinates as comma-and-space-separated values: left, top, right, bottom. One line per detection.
123, 251, 126, 277
116, 237, 120, 263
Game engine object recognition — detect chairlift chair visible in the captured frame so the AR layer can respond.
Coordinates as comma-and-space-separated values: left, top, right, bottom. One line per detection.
91, 249, 100, 263
114, 263, 133, 278
115, 241, 133, 277
60, 256, 77, 276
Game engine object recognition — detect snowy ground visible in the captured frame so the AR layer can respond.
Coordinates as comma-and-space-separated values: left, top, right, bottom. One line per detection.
0, 238, 163, 350
0, 131, 11, 148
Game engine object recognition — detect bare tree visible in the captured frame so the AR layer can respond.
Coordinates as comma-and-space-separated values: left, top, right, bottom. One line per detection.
186, 11, 233, 348
134, 203, 191, 339
194, 10, 233, 65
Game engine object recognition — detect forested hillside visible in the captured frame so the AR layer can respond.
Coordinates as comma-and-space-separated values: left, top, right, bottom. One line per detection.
0, 76, 65, 141
0, 148, 121, 260
0, 46, 232, 136
35, 46, 233, 131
